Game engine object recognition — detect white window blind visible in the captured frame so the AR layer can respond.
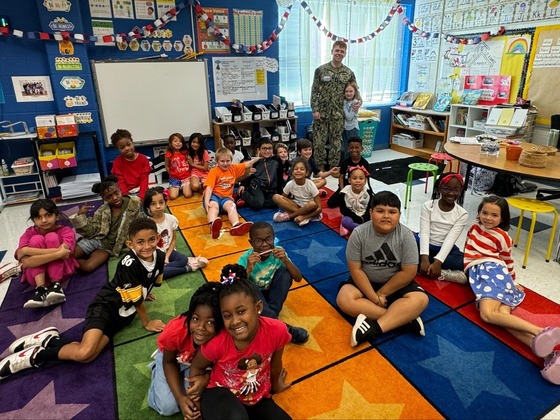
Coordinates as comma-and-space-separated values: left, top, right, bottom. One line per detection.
278, 0, 407, 106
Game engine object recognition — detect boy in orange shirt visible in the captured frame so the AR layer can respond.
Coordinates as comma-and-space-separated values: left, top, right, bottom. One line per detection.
203, 148, 259, 239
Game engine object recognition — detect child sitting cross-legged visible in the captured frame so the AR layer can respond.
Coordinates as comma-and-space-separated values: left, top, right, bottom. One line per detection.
272, 157, 323, 226
0, 218, 166, 380
203, 148, 259, 239
147, 282, 222, 416
238, 221, 309, 344
296, 138, 339, 192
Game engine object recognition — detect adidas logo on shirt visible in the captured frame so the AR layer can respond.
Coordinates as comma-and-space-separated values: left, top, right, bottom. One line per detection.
364, 243, 398, 268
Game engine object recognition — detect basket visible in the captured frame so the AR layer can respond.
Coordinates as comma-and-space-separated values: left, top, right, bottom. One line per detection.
11, 162, 35, 175
534, 145, 557, 156
519, 149, 548, 168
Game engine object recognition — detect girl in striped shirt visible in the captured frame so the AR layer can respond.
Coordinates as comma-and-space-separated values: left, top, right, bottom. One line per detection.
464, 195, 560, 385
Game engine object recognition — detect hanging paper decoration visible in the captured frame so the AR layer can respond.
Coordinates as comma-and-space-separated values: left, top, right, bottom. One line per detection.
0, 0, 508, 51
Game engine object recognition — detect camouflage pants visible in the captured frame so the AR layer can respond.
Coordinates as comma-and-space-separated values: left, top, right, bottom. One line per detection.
312, 117, 343, 168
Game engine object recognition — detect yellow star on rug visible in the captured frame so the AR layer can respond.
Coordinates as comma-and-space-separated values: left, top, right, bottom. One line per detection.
311, 380, 404, 419
280, 306, 322, 352
196, 230, 240, 250
179, 205, 207, 221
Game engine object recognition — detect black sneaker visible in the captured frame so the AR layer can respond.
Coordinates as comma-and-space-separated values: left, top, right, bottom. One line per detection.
351, 314, 381, 347
409, 317, 426, 337
45, 283, 66, 306
23, 286, 48, 309
286, 324, 309, 345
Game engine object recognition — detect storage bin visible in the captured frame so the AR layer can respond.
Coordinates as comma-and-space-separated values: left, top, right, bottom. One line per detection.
57, 141, 77, 168
11, 161, 34, 175
358, 118, 379, 157
39, 143, 60, 170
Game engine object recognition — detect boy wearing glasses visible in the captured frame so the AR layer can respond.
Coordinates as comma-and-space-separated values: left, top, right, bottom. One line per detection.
237, 138, 285, 210
238, 221, 309, 344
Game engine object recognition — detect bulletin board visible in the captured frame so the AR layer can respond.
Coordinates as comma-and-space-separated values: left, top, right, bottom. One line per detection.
91, 60, 212, 146
524, 25, 560, 125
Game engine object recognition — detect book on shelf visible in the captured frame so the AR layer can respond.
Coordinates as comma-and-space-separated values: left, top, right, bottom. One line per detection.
510, 108, 528, 127
456, 108, 468, 125
460, 89, 483, 105
394, 113, 409, 126
486, 108, 502, 125
412, 92, 433, 109
425, 116, 440, 132
432, 94, 451, 112
397, 91, 419, 107
497, 108, 515, 126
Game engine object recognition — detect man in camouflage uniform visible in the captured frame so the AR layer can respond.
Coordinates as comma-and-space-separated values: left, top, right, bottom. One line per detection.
310, 41, 360, 169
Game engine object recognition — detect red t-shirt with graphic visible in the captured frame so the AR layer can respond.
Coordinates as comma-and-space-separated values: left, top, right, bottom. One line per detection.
200, 317, 291, 405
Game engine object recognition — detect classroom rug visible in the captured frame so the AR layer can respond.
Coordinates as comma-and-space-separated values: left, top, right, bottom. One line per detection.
2, 191, 560, 419
368, 156, 445, 185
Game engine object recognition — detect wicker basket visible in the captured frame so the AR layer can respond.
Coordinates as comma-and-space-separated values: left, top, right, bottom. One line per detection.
535, 145, 557, 156
519, 149, 548, 168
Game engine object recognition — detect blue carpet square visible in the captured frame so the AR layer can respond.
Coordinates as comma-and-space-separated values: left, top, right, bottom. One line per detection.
510, 216, 551, 233
379, 312, 560, 419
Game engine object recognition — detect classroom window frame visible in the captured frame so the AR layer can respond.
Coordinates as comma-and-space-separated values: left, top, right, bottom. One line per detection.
277, 0, 413, 107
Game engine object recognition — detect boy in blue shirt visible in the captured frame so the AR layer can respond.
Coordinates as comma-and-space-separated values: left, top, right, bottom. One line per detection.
238, 221, 309, 344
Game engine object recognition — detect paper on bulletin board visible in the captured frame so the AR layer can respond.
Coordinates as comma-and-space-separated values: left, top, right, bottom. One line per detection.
524, 25, 560, 125
197, 7, 230, 53
212, 57, 267, 103
233, 9, 263, 47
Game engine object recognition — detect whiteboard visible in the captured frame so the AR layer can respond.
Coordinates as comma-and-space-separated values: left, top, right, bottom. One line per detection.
91, 60, 212, 146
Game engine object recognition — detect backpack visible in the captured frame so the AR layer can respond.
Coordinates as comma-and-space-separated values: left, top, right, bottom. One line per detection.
489, 173, 519, 197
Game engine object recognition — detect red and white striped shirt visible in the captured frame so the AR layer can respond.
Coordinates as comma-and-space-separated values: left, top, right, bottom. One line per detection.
464, 221, 516, 280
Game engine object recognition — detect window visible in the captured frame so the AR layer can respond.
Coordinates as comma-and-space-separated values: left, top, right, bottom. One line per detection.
278, 0, 408, 106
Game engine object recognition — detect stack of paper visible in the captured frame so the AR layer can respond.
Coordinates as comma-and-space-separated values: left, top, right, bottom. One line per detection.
59, 173, 101, 200
449, 136, 481, 145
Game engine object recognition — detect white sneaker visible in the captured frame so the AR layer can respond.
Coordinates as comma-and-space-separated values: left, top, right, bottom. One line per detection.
9, 327, 59, 353
0, 261, 21, 283
187, 256, 209, 271
438, 269, 468, 284
0, 346, 42, 380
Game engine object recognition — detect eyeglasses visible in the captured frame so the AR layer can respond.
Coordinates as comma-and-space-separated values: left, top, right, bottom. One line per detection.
441, 186, 462, 194
251, 236, 275, 246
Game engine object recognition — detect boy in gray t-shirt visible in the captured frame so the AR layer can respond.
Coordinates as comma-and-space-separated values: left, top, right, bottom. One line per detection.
336, 191, 429, 347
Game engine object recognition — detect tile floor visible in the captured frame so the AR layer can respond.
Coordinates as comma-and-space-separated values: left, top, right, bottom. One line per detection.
1, 148, 559, 417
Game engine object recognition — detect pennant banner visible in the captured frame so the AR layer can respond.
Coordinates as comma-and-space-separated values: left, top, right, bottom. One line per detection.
0, 0, 508, 52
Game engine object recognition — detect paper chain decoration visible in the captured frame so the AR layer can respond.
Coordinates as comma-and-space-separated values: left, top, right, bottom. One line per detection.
0, 0, 508, 51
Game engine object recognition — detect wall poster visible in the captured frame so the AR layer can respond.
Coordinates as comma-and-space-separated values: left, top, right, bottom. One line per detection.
212, 57, 267, 103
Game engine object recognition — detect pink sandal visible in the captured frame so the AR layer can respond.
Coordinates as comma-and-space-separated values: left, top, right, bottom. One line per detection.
531, 327, 560, 358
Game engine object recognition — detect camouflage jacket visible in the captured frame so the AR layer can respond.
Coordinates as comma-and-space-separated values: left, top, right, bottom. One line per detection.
310, 62, 356, 119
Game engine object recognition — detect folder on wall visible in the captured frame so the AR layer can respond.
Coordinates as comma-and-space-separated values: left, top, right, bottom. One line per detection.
497, 108, 514, 126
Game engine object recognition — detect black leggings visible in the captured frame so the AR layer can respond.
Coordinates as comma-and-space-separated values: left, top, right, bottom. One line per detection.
201, 387, 291, 420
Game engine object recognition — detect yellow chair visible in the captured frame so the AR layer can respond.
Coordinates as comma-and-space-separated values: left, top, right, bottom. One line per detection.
507, 197, 558, 268
404, 163, 439, 209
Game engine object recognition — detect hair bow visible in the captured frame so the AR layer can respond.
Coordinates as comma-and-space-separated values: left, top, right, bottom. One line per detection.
347, 165, 370, 177
162, 188, 170, 200
440, 173, 464, 187
221, 270, 237, 285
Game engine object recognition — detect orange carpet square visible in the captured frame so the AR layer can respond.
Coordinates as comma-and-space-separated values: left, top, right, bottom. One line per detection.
172, 202, 211, 229
275, 349, 443, 419
181, 223, 251, 259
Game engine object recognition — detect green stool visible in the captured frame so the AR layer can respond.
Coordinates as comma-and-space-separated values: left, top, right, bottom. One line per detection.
404, 163, 439, 209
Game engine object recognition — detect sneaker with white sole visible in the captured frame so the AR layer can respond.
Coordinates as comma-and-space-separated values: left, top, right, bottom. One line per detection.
0, 345, 42, 380
187, 256, 209, 271
0, 261, 21, 283
8, 327, 59, 353
210, 218, 223, 239
351, 314, 379, 347
438, 269, 468, 284
45, 282, 66, 306
273, 212, 290, 223
230, 221, 253, 236
23, 286, 48, 309
409, 317, 426, 337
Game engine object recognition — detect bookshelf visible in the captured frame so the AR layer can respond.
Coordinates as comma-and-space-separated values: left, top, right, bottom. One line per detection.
390, 106, 450, 159
447, 104, 490, 139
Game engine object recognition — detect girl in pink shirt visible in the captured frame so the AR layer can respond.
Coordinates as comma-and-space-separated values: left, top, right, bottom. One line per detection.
16, 199, 78, 309
188, 133, 210, 194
